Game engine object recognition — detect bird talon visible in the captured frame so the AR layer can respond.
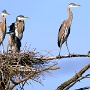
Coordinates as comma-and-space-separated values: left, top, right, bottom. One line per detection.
68, 53, 72, 57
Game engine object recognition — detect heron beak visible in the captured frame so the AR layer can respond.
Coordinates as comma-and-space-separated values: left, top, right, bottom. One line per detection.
75, 4, 81, 7
22, 17, 29, 20
1, 13, 10, 16
6, 13, 10, 16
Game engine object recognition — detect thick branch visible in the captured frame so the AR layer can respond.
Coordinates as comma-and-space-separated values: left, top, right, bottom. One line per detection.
65, 74, 90, 89
56, 63, 90, 90
9, 72, 36, 90
37, 54, 90, 60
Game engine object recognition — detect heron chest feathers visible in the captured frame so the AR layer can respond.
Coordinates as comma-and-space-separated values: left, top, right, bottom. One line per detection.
14, 21, 24, 40
16, 22, 24, 33
0, 23, 6, 32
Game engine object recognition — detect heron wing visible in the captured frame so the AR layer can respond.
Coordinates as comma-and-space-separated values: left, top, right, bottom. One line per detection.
0, 30, 5, 44
9, 23, 15, 32
58, 21, 65, 47
0, 22, 6, 44
58, 21, 70, 48
15, 36, 21, 48
65, 26, 70, 41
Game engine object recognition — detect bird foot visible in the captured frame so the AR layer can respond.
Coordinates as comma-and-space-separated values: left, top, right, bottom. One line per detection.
68, 53, 74, 57
68, 53, 72, 57
57, 52, 61, 58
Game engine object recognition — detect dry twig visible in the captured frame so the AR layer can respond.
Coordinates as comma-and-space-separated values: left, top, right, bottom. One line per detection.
0, 51, 59, 90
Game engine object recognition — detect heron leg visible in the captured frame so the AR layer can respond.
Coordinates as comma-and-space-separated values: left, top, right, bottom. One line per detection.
59, 47, 61, 56
58, 40, 62, 56
66, 41, 70, 55
7, 45, 9, 53
1, 43, 4, 54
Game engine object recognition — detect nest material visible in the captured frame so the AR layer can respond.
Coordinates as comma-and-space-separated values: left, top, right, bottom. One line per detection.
0, 51, 48, 88
0, 51, 59, 90
0, 51, 46, 76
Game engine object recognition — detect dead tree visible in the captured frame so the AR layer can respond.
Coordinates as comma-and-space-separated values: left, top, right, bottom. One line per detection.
0, 50, 90, 90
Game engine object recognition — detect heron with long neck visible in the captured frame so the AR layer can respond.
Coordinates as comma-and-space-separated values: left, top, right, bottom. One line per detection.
0, 10, 10, 53
58, 3, 80, 55
9, 15, 29, 41
7, 15, 29, 52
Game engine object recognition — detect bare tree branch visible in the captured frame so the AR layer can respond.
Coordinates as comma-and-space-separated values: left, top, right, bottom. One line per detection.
56, 63, 90, 90
37, 53, 90, 60
9, 63, 59, 90
0, 51, 89, 90
64, 74, 90, 90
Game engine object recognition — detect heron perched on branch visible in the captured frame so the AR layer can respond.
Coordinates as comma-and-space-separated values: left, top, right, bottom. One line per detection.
58, 3, 80, 55
9, 15, 29, 41
0, 10, 10, 53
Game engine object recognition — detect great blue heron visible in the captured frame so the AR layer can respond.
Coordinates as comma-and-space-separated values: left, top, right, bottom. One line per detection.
58, 3, 80, 55
0, 10, 10, 53
9, 15, 29, 41
7, 23, 21, 53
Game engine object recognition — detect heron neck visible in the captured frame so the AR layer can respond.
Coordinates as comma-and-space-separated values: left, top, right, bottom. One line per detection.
0, 15, 6, 25
67, 7, 73, 24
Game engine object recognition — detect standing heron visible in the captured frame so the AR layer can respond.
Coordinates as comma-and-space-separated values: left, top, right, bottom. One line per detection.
7, 15, 29, 53
0, 10, 10, 53
58, 3, 80, 55
7, 23, 21, 53
9, 15, 29, 41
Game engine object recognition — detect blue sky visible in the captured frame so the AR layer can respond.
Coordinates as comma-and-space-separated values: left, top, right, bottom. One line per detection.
0, 0, 90, 90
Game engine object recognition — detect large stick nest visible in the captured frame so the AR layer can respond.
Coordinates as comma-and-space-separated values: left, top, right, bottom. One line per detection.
0, 51, 48, 78
0, 49, 59, 90
0, 51, 51, 89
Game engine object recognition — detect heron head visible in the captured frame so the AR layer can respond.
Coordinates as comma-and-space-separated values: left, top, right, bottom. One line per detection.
1, 10, 10, 16
69, 3, 80, 8
16, 15, 29, 21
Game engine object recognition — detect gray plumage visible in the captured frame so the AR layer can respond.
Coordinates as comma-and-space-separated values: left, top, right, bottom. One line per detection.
0, 10, 10, 53
10, 15, 29, 41
58, 3, 80, 55
7, 23, 21, 53
7, 15, 29, 53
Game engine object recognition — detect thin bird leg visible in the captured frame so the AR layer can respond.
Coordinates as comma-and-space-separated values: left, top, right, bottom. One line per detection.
66, 40, 70, 55
59, 47, 61, 56
1, 42, 4, 53
59, 40, 63, 56
7, 45, 9, 53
